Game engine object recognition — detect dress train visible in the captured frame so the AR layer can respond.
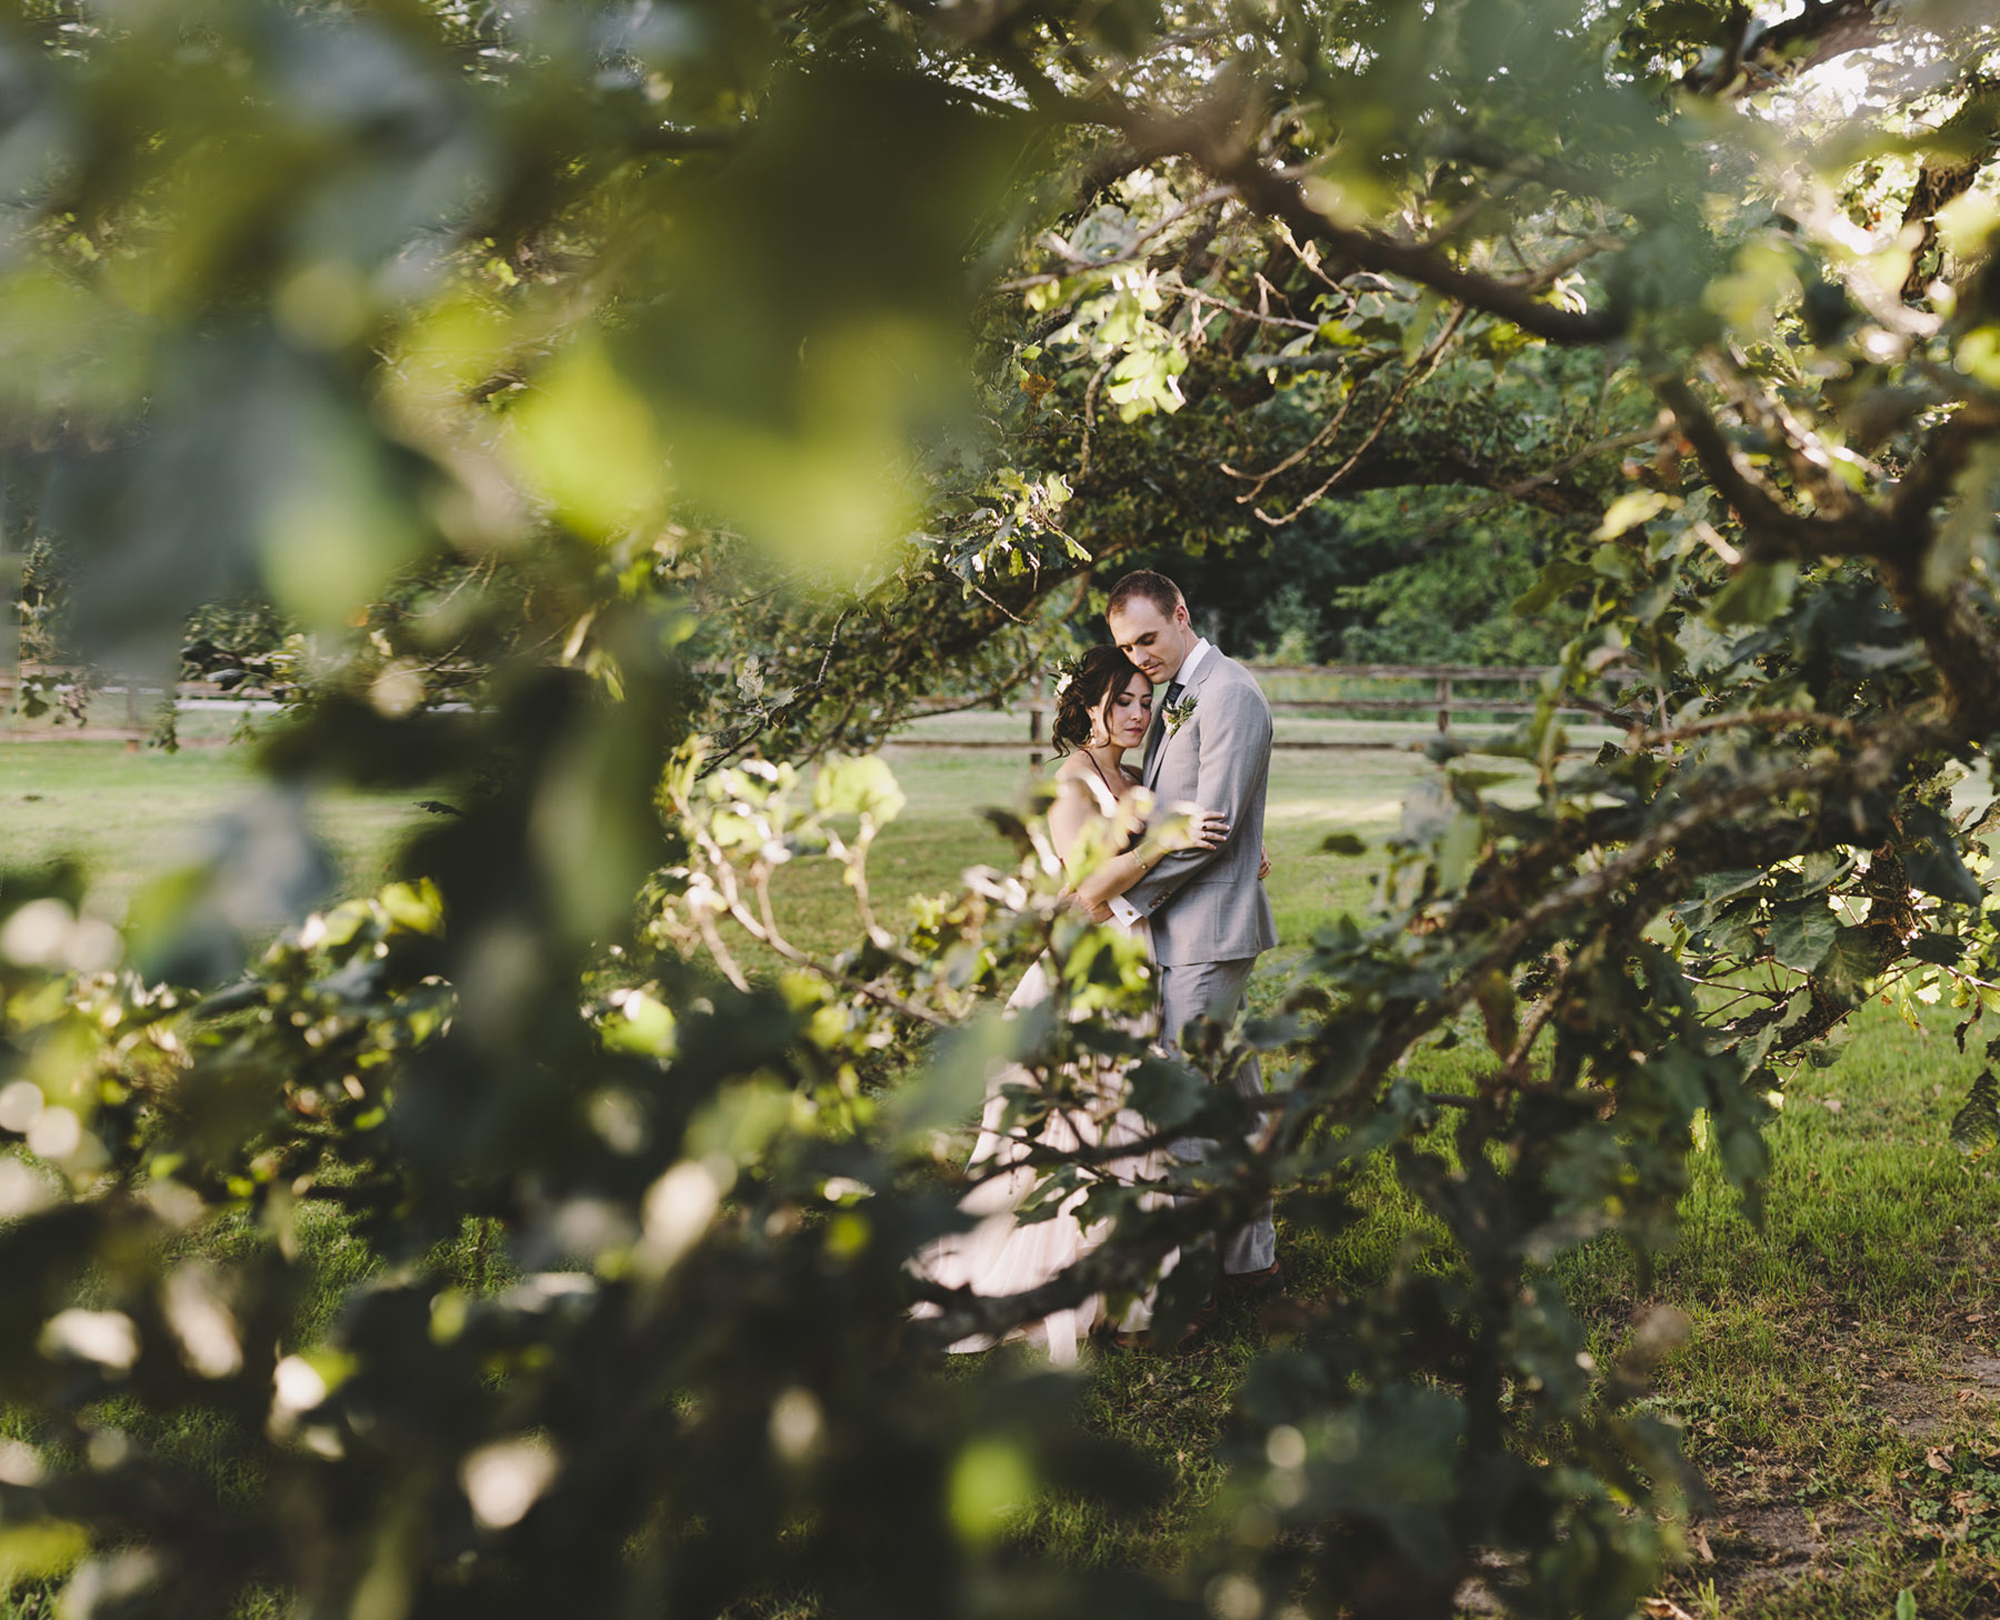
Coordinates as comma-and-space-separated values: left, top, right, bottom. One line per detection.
912, 947, 1173, 1365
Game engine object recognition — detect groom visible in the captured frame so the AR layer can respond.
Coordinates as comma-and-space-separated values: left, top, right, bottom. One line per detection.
1102, 569, 1280, 1291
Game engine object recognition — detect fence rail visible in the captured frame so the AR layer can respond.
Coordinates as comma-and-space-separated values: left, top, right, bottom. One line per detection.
2, 660, 1626, 761
0, 663, 285, 748
895, 663, 1615, 764
1250, 662, 1588, 734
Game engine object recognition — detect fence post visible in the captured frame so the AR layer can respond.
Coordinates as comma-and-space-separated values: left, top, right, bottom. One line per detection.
1435, 674, 1451, 733
0, 506, 15, 735
125, 677, 141, 752
1028, 673, 1045, 769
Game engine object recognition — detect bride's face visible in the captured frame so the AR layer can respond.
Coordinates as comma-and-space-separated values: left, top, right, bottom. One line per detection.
1099, 672, 1153, 750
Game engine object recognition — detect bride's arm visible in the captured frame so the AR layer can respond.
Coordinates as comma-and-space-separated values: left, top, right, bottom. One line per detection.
1049, 780, 1226, 911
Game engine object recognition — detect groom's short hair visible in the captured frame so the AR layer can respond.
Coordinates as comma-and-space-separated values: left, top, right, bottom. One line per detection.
1105, 569, 1184, 619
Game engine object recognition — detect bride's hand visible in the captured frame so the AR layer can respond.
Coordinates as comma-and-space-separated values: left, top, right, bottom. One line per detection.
1190, 809, 1230, 850
1147, 805, 1229, 858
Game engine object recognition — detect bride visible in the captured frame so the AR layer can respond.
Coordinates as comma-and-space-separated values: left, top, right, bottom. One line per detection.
913, 645, 1228, 1363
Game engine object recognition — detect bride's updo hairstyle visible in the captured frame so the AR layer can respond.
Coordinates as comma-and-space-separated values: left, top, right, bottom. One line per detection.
1052, 645, 1146, 755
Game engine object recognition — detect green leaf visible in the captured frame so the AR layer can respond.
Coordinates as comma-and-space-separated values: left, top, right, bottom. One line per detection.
509, 337, 667, 543
1909, 931, 1966, 966
812, 755, 906, 824
1438, 805, 1482, 893
1127, 1056, 1208, 1130
1592, 489, 1671, 540
1791, 852, 1854, 897
1402, 289, 1444, 362
884, 1011, 1013, 1142
1710, 1069, 1774, 1224
1512, 558, 1593, 615
1705, 904, 1763, 960
1474, 970, 1518, 1057
1925, 442, 2000, 594
949, 1437, 1036, 1546
1707, 560, 1798, 626
1766, 899, 1838, 971
1695, 869, 1768, 903
1949, 1072, 2000, 1158
1901, 804, 1982, 908
1817, 926, 1881, 999
601, 988, 677, 1057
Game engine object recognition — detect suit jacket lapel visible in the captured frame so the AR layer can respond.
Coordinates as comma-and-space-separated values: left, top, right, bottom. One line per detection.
1145, 656, 1220, 789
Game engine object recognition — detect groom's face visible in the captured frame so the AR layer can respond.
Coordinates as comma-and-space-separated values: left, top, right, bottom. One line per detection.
1107, 596, 1196, 685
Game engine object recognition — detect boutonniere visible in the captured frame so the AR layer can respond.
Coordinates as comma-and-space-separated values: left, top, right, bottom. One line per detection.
1162, 693, 1198, 737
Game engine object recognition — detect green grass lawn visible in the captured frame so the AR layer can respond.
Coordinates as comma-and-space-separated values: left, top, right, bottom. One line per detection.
3, 734, 1997, 1615
0, 739, 425, 910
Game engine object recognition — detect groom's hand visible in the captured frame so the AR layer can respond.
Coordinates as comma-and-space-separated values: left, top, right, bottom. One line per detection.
1082, 898, 1113, 923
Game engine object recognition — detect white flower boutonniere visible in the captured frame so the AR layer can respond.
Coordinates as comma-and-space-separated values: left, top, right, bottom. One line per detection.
1162, 693, 1198, 738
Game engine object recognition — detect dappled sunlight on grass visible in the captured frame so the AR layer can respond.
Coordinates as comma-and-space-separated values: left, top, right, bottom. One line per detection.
1261, 794, 1405, 825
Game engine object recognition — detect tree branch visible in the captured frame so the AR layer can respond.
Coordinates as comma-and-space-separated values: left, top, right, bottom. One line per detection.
1397, 423, 1664, 550
1250, 303, 1470, 525
1652, 375, 1888, 557
1685, 0, 1892, 97
1028, 88, 1635, 345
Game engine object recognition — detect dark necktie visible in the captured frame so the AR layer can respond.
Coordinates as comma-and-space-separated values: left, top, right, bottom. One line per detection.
1145, 681, 1181, 779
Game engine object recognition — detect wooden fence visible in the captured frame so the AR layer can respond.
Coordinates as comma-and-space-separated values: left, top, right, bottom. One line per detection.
2, 660, 1619, 762
894, 663, 1610, 765
0, 664, 277, 748
1250, 663, 1569, 729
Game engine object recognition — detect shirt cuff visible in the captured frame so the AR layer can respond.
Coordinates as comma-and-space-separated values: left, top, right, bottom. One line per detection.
1107, 896, 1142, 928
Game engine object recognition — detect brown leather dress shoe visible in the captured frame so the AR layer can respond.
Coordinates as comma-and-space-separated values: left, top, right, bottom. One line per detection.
1220, 1260, 1284, 1298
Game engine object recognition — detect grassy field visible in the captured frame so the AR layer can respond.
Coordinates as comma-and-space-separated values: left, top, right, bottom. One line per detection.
0, 739, 426, 911
3, 734, 1998, 1616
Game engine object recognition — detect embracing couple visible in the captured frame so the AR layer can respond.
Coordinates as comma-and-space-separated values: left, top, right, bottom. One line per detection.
919, 569, 1279, 1361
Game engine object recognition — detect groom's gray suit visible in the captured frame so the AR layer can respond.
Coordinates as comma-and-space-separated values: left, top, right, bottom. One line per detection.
1114, 641, 1277, 1275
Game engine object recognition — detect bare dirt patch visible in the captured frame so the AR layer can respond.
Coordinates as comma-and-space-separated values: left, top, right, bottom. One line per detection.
1883, 1352, 2000, 1442
1687, 1489, 1894, 1603
1654, 1336, 2000, 1612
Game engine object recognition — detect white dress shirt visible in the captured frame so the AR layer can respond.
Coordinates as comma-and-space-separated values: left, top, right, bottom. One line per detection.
1168, 636, 1214, 693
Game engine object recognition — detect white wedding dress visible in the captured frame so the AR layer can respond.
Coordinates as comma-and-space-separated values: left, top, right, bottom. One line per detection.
912, 912, 1174, 1364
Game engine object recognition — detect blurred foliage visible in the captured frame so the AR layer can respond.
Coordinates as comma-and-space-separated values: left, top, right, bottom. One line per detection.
7, 3, 2000, 1619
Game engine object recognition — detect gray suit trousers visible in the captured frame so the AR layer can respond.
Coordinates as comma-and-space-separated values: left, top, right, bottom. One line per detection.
1157, 955, 1277, 1276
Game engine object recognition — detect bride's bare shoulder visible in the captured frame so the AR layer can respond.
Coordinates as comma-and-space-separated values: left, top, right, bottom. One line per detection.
1049, 758, 1121, 833
1049, 757, 1099, 793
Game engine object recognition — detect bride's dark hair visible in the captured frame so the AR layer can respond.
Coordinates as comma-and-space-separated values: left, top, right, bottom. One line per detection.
1052, 644, 1146, 755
